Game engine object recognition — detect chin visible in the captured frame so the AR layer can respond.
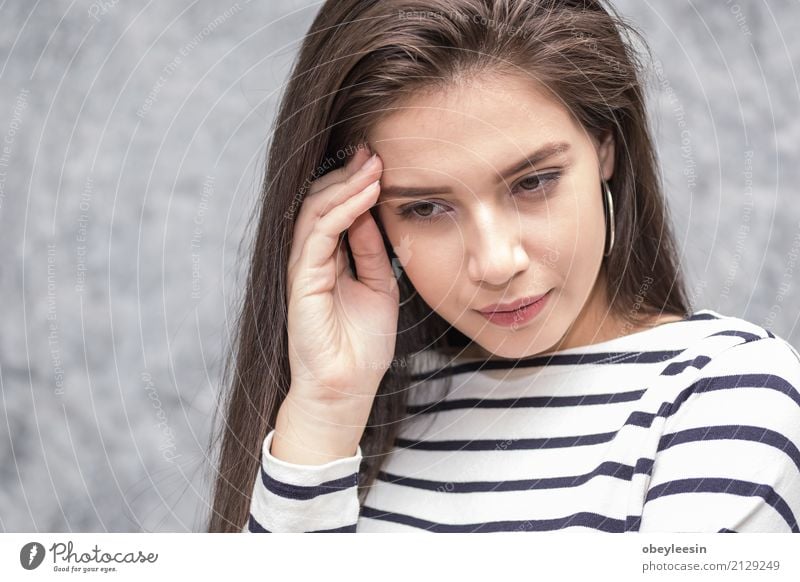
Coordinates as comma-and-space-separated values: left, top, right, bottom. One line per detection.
476, 323, 564, 359
472, 339, 539, 361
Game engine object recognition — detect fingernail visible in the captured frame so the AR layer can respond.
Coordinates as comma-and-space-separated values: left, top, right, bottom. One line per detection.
361, 153, 378, 171
359, 179, 380, 194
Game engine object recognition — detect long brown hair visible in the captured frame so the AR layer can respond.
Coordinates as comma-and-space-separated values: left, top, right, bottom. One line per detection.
206, 0, 690, 532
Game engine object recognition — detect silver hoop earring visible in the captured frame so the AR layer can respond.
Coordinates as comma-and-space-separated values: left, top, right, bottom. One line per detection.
602, 179, 615, 257
392, 261, 418, 307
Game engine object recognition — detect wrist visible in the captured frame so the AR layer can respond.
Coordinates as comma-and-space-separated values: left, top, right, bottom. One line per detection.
270, 392, 369, 465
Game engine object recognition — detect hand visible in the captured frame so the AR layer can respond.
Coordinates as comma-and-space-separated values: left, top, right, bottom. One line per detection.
284, 145, 399, 415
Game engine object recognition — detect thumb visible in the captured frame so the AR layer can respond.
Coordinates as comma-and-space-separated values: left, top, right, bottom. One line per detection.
347, 209, 398, 297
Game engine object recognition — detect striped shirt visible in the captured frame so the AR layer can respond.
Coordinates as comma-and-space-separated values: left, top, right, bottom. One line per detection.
245, 309, 800, 533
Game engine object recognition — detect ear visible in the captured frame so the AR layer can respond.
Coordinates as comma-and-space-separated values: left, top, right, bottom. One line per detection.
596, 129, 615, 182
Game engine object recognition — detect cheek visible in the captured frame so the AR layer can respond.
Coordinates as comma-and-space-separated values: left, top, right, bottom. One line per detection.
524, 186, 605, 281
544, 188, 606, 281
403, 239, 462, 302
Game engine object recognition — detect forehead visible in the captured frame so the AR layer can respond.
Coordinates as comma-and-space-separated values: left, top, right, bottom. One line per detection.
367, 75, 585, 174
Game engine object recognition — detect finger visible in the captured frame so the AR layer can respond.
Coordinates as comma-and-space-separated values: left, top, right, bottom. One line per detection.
288, 153, 383, 273
347, 203, 398, 297
307, 144, 373, 195
294, 179, 381, 282
286, 145, 371, 268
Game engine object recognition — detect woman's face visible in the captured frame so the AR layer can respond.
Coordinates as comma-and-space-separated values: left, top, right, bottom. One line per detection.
369, 74, 617, 359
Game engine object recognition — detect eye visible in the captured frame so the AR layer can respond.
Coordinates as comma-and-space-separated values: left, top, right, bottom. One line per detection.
395, 171, 562, 225
396, 201, 448, 224
513, 171, 561, 195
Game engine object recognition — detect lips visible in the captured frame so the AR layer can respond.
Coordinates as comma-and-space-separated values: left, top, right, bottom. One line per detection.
476, 290, 551, 314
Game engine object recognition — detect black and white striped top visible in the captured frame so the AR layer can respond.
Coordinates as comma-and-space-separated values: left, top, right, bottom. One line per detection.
245, 309, 800, 533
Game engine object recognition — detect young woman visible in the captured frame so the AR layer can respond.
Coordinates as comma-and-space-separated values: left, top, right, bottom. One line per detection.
207, 0, 800, 533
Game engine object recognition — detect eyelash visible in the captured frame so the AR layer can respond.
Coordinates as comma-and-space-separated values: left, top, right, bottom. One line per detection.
395, 171, 562, 224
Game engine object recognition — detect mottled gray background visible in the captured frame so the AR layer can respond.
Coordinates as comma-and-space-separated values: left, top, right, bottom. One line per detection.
0, 0, 798, 532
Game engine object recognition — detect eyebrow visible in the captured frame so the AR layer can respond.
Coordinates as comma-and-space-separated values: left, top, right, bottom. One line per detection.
378, 141, 571, 199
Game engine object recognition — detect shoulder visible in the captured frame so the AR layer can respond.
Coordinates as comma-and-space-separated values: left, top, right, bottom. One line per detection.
663, 309, 800, 434
655, 308, 800, 422
640, 311, 800, 532
680, 308, 799, 363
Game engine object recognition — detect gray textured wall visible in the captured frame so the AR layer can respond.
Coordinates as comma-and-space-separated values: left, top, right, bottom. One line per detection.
1, 0, 798, 532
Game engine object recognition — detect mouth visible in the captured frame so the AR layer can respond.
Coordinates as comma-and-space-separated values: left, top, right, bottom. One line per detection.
476, 290, 552, 314
474, 289, 553, 328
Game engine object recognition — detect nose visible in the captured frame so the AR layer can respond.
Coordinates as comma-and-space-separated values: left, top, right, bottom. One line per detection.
466, 203, 530, 286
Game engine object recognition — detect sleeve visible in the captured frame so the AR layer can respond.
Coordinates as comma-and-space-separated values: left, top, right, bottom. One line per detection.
244, 428, 363, 533
638, 335, 800, 533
